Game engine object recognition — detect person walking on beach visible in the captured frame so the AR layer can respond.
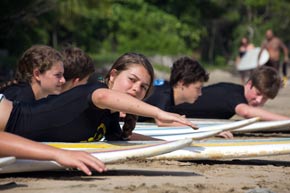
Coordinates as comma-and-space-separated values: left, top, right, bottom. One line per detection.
258, 29, 289, 86
235, 37, 255, 84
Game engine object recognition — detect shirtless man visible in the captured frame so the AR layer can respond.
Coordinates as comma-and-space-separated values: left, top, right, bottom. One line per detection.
258, 29, 289, 85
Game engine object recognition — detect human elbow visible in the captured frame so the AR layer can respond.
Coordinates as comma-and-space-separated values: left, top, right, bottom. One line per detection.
236, 104, 252, 119
91, 89, 110, 109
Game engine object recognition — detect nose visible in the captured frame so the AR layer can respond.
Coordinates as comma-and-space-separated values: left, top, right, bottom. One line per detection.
60, 76, 66, 84
132, 83, 141, 92
131, 83, 145, 99
255, 95, 264, 105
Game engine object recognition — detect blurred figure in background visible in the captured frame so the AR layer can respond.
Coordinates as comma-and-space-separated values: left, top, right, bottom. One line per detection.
235, 37, 255, 84
258, 29, 289, 86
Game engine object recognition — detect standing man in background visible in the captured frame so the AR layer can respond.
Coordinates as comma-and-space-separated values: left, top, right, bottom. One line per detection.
258, 29, 289, 86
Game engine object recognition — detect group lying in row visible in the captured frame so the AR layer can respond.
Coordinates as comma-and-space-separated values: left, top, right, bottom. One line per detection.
0, 45, 288, 175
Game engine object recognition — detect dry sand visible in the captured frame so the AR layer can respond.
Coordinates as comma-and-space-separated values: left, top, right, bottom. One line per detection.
1, 69, 290, 193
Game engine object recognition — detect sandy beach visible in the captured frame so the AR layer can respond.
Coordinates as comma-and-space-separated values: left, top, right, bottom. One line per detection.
1, 69, 290, 193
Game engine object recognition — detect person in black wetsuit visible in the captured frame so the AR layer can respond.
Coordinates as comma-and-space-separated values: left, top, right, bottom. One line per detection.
0, 53, 196, 142
1, 45, 96, 102
0, 45, 65, 102
138, 56, 209, 126
0, 95, 106, 175
172, 66, 290, 121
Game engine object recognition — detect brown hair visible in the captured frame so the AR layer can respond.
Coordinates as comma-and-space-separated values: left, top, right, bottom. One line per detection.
61, 46, 95, 81
15, 45, 63, 83
105, 52, 154, 140
0, 45, 63, 90
170, 56, 209, 86
248, 66, 281, 99
105, 52, 154, 98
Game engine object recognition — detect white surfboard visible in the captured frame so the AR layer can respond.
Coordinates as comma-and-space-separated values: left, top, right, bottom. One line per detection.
235, 120, 290, 133
133, 117, 259, 140
151, 137, 290, 160
134, 119, 290, 136
237, 47, 269, 71
0, 138, 192, 174
0, 157, 15, 168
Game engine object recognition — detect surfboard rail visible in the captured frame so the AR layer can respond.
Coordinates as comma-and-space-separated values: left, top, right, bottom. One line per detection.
151, 138, 290, 160
0, 138, 192, 174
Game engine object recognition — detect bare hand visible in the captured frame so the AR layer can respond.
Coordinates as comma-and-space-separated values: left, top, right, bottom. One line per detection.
217, 131, 234, 139
55, 149, 107, 175
156, 110, 198, 129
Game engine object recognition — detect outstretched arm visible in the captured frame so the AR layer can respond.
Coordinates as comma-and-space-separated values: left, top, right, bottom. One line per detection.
235, 103, 290, 121
92, 88, 196, 128
0, 132, 106, 175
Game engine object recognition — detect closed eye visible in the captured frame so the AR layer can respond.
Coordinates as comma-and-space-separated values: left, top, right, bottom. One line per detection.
55, 73, 63, 79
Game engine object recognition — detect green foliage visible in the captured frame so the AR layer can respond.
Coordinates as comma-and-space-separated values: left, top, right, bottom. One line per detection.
101, 0, 198, 55
153, 64, 171, 73
1, 0, 290, 72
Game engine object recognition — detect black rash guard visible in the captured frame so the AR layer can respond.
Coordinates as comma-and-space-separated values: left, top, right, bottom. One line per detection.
171, 83, 248, 119
5, 82, 123, 142
138, 82, 175, 122
2, 83, 36, 103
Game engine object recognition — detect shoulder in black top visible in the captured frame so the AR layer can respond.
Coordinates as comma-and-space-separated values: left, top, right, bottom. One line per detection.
171, 82, 247, 119
6, 82, 123, 142
2, 82, 35, 103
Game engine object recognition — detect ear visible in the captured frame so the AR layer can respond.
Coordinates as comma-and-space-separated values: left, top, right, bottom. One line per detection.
176, 80, 185, 87
109, 69, 118, 83
33, 68, 41, 82
246, 80, 253, 88
71, 78, 80, 85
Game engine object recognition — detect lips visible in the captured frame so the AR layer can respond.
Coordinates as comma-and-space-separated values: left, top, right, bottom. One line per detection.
127, 92, 136, 98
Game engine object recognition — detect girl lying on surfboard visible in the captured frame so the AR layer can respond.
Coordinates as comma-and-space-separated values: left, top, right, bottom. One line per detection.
0, 52, 196, 143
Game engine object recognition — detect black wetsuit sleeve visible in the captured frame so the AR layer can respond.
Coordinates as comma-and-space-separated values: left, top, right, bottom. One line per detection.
5, 82, 108, 141
2, 83, 35, 103
171, 83, 247, 119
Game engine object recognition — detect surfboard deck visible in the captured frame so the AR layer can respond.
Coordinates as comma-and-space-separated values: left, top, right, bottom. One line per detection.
134, 117, 259, 140
0, 138, 192, 174
237, 47, 269, 71
151, 137, 290, 160
134, 119, 290, 137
